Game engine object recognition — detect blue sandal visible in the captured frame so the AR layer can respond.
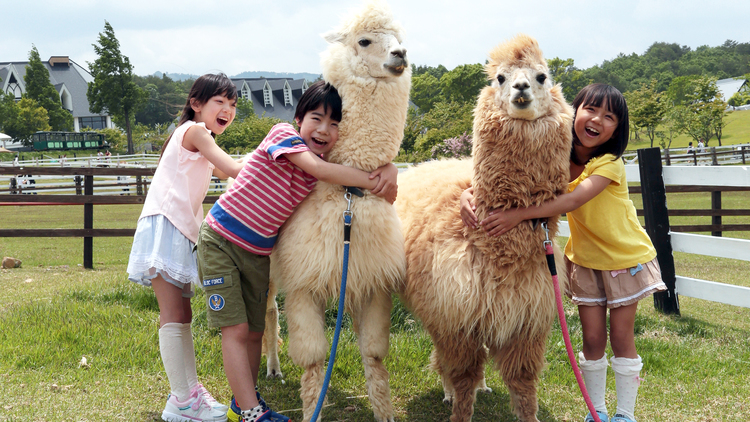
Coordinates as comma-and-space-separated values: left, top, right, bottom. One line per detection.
611, 414, 636, 422
585, 410, 609, 422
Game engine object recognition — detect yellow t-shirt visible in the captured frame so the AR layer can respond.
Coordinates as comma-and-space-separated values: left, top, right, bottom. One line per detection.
564, 154, 657, 270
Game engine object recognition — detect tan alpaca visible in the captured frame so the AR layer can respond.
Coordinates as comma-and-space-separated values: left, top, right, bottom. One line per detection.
397, 34, 573, 422
269, 2, 411, 421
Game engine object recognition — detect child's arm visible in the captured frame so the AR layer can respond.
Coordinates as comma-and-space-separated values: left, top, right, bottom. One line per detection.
368, 162, 398, 201
460, 187, 479, 229
285, 151, 397, 203
183, 125, 243, 179
481, 175, 612, 236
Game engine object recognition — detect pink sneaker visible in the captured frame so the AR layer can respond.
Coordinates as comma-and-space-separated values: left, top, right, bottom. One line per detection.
192, 383, 229, 412
161, 392, 227, 422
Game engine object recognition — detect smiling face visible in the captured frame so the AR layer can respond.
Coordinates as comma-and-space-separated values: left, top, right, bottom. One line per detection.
573, 103, 619, 151
295, 105, 340, 156
191, 94, 237, 135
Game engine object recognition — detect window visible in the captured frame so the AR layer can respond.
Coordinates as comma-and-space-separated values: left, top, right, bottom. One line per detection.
283, 82, 293, 106
263, 82, 273, 107
80, 116, 107, 130
241, 84, 250, 100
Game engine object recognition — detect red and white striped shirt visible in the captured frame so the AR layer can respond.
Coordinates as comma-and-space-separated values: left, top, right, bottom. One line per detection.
205, 123, 317, 255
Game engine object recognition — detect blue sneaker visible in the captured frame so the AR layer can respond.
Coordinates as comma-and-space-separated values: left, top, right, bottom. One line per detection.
611, 414, 636, 422
585, 410, 609, 422
227, 397, 242, 422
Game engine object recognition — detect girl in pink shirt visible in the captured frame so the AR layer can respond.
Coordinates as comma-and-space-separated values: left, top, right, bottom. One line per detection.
127, 73, 244, 422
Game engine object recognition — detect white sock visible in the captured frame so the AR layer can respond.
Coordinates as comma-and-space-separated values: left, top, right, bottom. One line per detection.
611, 355, 643, 421
180, 323, 199, 391
579, 352, 608, 415
241, 405, 265, 422
159, 322, 190, 401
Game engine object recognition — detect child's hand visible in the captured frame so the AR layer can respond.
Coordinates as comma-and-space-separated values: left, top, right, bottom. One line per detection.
460, 187, 479, 229
370, 163, 398, 204
481, 207, 525, 236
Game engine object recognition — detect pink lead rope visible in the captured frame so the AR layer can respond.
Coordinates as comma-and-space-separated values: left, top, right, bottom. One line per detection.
542, 222, 602, 422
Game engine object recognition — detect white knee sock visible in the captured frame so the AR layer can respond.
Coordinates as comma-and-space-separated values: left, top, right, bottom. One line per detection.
579, 352, 608, 415
611, 355, 643, 421
159, 322, 190, 401
180, 323, 199, 391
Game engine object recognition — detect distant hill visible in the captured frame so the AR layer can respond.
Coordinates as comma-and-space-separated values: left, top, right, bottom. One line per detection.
153, 71, 321, 82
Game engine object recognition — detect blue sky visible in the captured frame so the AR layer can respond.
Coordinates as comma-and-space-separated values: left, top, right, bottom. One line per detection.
5, 0, 750, 77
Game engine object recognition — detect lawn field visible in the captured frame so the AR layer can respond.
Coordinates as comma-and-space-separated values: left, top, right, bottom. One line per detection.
1, 201, 749, 422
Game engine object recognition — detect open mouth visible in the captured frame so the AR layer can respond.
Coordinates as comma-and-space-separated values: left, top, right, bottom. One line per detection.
585, 127, 600, 137
311, 137, 328, 147
511, 95, 532, 108
217, 117, 229, 127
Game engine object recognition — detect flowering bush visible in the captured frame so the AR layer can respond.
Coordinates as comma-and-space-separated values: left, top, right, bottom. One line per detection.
430, 132, 473, 159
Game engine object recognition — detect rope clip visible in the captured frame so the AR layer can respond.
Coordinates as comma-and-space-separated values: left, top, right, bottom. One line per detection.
541, 220, 553, 250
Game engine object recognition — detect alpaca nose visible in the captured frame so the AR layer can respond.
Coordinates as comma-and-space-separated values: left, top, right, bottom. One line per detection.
391, 48, 406, 59
513, 80, 530, 91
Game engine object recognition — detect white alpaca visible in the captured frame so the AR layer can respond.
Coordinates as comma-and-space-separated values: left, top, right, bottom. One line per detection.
397, 35, 572, 422
269, 2, 411, 421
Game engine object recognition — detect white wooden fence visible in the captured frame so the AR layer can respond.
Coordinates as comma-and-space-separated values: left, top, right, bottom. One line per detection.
559, 163, 750, 309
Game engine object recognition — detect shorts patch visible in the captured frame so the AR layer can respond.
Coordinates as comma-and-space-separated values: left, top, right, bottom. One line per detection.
208, 294, 225, 311
203, 276, 225, 287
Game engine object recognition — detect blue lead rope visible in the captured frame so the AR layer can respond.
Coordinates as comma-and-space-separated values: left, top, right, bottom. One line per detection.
309, 189, 357, 421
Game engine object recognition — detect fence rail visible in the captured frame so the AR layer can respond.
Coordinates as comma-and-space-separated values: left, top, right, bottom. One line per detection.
561, 151, 750, 312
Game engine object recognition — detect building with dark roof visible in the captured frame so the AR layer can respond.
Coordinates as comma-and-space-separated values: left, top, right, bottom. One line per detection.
232, 77, 309, 122
0, 56, 113, 132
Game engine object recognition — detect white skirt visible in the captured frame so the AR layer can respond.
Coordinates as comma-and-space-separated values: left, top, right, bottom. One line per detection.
127, 214, 198, 297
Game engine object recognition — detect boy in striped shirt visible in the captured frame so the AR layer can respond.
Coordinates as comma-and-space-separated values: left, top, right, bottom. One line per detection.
195, 81, 397, 422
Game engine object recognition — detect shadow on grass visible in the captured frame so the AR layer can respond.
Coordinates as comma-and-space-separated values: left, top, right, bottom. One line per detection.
402, 387, 562, 422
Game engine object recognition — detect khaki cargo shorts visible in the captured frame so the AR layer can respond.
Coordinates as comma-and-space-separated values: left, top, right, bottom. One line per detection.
196, 222, 269, 331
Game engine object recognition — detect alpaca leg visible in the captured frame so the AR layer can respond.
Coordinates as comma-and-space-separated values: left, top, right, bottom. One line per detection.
434, 336, 486, 422
491, 332, 547, 422
429, 348, 454, 404
433, 346, 491, 404
286, 290, 328, 422
352, 291, 395, 422
263, 292, 282, 379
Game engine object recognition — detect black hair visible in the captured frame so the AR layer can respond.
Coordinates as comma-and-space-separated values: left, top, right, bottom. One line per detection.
160, 73, 238, 159
294, 80, 342, 124
570, 83, 629, 165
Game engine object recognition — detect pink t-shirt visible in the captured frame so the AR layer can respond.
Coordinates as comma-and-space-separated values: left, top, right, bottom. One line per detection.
139, 121, 215, 243
205, 123, 316, 255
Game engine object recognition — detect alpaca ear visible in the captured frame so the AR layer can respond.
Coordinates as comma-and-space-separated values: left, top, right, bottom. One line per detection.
322, 30, 344, 44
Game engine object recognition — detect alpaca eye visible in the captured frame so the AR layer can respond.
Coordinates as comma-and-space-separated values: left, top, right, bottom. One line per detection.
358, 39, 371, 47
536, 74, 547, 84
497, 75, 506, 84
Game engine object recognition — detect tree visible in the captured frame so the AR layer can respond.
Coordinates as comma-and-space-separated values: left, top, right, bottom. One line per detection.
410, 72, 441, 112
439, 64, 487, 104
23, 45, 73, 131
87, 21, 148, 154
216, 112, 283, 154
1, 98, 51, 145
547, 57, 590, 101
624, 80, 666, 148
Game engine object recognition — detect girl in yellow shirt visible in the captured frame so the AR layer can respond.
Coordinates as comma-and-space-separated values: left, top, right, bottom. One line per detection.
461, 84, 666, 422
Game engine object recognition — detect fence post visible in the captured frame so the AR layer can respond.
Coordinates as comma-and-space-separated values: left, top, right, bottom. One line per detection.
74, 175, 83, 195
84, 175, 93, 269
742, 146, 746, 165
711, 147, 718, 166
637, 147, 680, 315
664, 149, 671, 166
712, 191, 722, 237
10, 177, 17, 194
136, 175, 143, 195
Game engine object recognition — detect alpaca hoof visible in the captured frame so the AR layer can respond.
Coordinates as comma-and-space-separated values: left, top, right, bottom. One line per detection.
442, 396, 453, 405
266, 368, 284, 379
478, 386, 492, 394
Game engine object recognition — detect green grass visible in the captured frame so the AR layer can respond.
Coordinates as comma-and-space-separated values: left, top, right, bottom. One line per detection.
1, 203, 750, 421
626, 108, 750, 152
